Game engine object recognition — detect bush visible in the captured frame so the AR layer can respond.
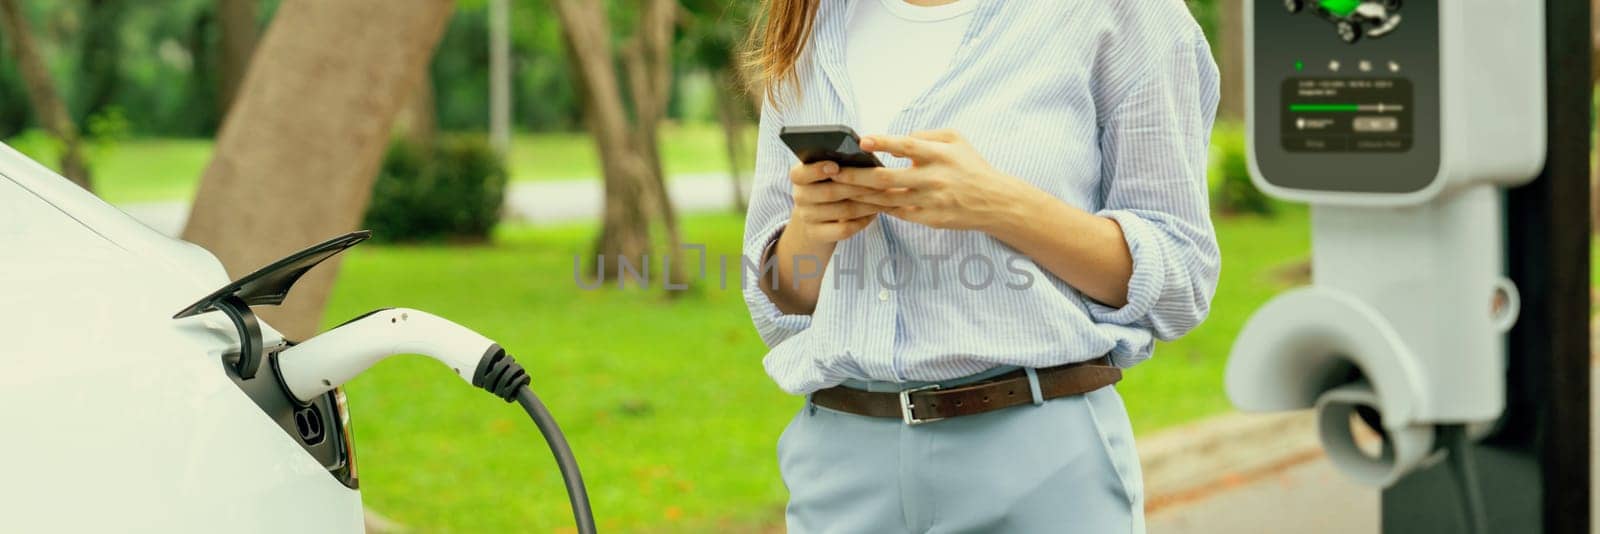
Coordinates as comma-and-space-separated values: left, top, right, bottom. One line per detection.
1212, 129, 1274, 216
362, 134, 508, 243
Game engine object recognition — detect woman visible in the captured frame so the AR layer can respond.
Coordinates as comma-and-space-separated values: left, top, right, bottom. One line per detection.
741, 0, 1219, 531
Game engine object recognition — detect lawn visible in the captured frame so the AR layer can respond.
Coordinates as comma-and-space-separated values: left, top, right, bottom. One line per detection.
4, 122, 754, 204
326, 208, 1311, 532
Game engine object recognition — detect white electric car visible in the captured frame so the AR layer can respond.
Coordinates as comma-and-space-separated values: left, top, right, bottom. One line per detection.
0, 143, 593, 532
0, 142, 368, 530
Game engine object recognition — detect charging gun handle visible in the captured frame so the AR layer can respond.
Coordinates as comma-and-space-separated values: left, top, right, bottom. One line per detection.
276, 308, 494, 402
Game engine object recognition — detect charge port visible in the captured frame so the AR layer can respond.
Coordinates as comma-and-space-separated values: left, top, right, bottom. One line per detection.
293, 405, 326, 445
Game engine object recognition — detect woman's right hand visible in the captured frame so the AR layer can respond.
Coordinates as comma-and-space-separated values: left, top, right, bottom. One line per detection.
761, 161, 884, 315
787, 161, 884, 245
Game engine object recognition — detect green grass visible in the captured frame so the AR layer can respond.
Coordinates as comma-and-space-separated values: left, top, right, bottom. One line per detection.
6, 122, 755, 204
326, 208, 1311, 532
1123, 205, 1311, 430
506, 123, 754, 182
327, 214, 792, 533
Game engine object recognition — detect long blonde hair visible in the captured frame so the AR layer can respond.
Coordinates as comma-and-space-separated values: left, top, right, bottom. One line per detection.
743, 0, 821, 106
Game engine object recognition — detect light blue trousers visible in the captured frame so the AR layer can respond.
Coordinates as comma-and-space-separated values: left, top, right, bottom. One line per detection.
778, 371, 1145, 534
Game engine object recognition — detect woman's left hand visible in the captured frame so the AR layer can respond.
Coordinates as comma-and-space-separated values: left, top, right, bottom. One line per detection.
836, 129, 1039, 234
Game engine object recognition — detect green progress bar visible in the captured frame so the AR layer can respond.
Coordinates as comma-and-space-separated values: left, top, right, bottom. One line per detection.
1290, 103, 1361, 112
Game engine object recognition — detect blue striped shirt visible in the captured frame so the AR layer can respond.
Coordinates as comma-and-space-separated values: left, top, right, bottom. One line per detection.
743, 0, 1221, 394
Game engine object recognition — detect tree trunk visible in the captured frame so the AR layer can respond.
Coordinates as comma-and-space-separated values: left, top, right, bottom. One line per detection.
396, 73, 437, 152
551, 0, 683, 287
1218, 0, 1245, 122
1592, 0, 1599, 230
0, 0, 92, 191
183, 0, 454, 339
626, 0, 685, 285
487, 0, 512, 156
217, 0, 259, 118
714, 68, 749, 212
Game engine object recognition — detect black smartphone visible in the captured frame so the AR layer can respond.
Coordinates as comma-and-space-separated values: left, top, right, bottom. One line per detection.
779, 124, 883, 168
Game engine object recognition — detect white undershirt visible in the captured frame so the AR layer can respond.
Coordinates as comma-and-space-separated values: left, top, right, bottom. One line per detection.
845, 0, 977, 136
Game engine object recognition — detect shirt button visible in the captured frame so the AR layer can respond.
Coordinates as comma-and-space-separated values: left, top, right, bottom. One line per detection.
878, 289, 890, 301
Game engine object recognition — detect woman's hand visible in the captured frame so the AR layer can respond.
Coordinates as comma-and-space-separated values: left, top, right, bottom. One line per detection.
759, 161, 886, 315
787, 161, 886, 245
840, 129, 1136, 307
837, 129, 1039, 233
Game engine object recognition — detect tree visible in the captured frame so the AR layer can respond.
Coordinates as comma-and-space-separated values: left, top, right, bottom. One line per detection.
1218, 0, 1244, 121
550, 0, 684, 285
183, 0, 455, 339
0, 0, 92, 190
488, 0, 512, 156
395, 73, 437, 152
216, 0, 259, 116
713, 69, 750, 212
683, 0, 757, 212
1592, 0, 1599, 229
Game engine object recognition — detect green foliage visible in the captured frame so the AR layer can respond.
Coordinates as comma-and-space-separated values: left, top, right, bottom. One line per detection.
85, 106, 130, 142
1211, 124, 1274, 216
1188, 0, 1222, 53
0, 60, 30, 138
429, 1, 584, 132
0, 0, 1240, 138
363, 135, 508, 243
83, 106, 130, 161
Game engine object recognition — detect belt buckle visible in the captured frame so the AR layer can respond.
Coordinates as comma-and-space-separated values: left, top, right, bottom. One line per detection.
899, 384, 944, 425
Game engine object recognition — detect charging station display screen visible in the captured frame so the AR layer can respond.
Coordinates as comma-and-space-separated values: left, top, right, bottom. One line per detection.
1281, 78, 1413, 152
1253, 0, 1440, 194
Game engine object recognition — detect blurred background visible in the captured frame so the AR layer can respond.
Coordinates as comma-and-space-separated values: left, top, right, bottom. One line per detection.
0, 0, 1588, 532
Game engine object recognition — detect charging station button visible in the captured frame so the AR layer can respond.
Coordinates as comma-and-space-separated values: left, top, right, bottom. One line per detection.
1352, 137, 1411, 151
1283, 136, 1349, 151
1353, 116, 1400, 133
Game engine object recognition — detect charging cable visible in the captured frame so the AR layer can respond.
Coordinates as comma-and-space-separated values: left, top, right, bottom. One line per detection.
275, 308, 597, 534
1441, 425, 1488, 534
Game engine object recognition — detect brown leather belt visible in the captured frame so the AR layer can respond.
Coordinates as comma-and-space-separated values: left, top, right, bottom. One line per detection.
811, 356, 1121, 425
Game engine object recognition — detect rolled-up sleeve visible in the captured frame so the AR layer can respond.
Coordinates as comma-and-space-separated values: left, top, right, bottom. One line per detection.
1087, 30, 1221, 352
742, 98, 814, 347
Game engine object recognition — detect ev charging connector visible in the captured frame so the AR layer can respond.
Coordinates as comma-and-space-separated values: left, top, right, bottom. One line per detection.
274, 308, 598, 534
174, 232, 596, 533
1226, 0, 1545, 493
276, 308, 499, 402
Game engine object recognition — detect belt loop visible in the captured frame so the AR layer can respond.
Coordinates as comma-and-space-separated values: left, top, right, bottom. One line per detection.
806, 393, 818, 416
1024, 368, 1045, 406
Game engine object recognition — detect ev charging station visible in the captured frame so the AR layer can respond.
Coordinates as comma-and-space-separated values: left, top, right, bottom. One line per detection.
1226, 0, 1591, 532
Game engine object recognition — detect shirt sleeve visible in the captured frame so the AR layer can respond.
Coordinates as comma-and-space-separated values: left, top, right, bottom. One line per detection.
1087, 30, 1222, 356
742, 97, 815, 348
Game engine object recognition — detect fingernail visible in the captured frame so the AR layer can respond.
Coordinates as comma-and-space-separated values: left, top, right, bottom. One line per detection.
823, 162, 838, 174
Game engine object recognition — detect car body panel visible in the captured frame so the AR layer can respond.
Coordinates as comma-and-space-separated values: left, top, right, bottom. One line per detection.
0, 143, 364, 532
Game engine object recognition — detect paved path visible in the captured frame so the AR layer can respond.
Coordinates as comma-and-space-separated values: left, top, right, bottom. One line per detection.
117, 173, 747, 237
1150, 459, 1378, 533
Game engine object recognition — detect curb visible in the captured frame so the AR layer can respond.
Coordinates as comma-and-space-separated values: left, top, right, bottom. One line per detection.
1139, 410, 1323, 513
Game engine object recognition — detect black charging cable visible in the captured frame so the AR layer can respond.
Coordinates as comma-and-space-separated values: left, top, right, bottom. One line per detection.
473, 346, 598, 534
1441, 425, 1488, 534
